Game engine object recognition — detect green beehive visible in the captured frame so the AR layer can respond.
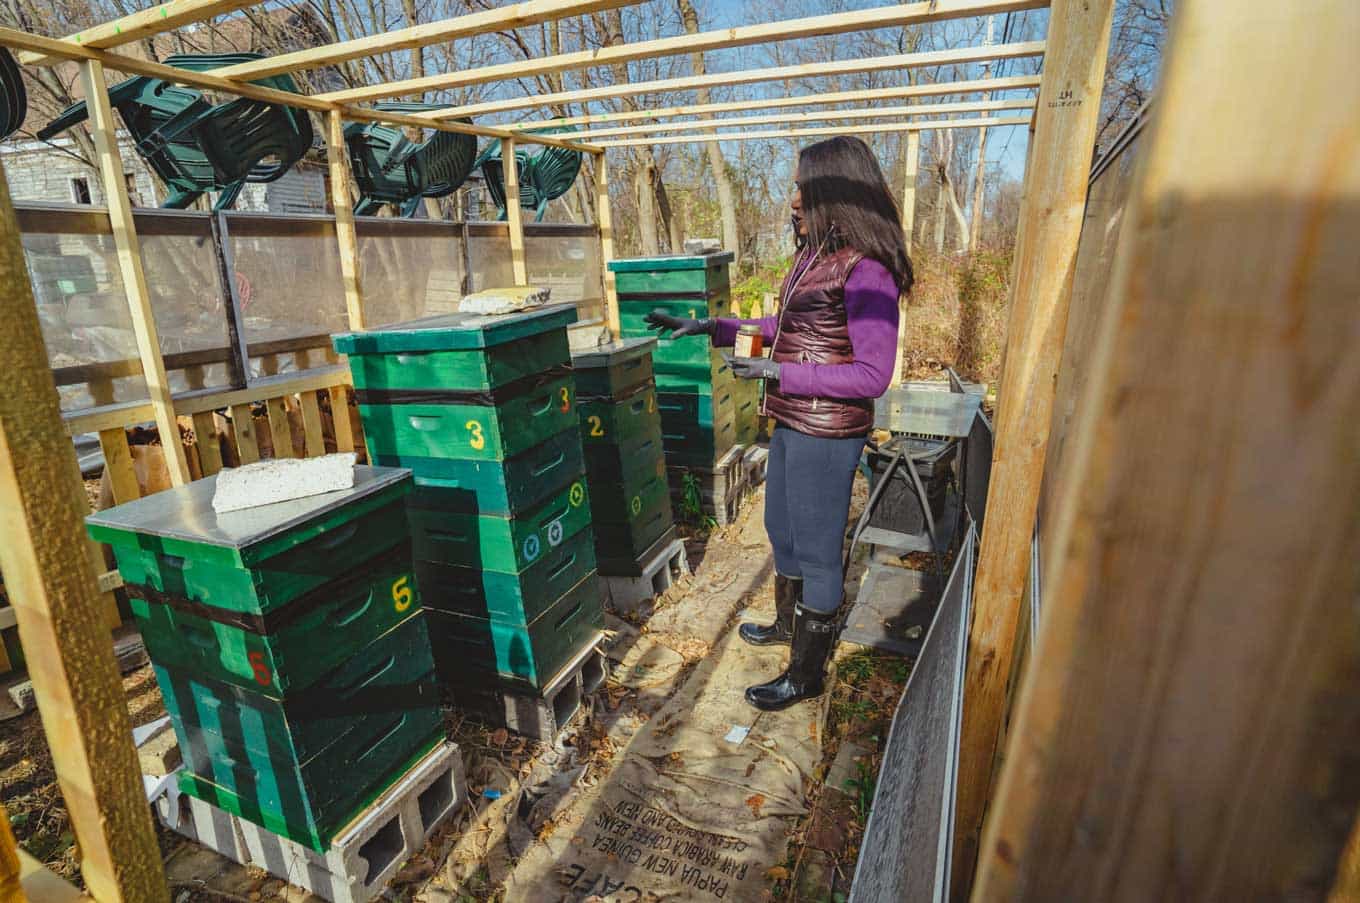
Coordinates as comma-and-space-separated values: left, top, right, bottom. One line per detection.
425, 571, 604, 689
87, 468, 413, 617
409, 476, 591, 573
389, 426, 585, 517
130, 541, 418, 696
657, 386, 738, 468
163, 615, 442, 851
591, 463, 672, 567
417, 527, 597, 623
578, 384, 658, 448
357, 369, 577, 464
608, 252, 734, 295
584, 427, 665, 487
609, 254, 735, 396
571, 337, 656, 399
332, 305, 578, 380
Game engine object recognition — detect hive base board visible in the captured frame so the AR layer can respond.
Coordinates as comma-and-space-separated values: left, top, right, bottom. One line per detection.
453, 638, 607, 742
156, 741, 466, 903
742, 445, 769, 487
600, 529, 689, 612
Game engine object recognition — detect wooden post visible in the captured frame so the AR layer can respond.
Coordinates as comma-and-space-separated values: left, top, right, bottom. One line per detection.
326, 110, 365, 331
972, 0, 1360, 897
0, 158, 169, 903
594, 151, 620, 338
891, 129, 921, 388
502, 137, 529, 286
951, 0, 1115, 892
81, 60, 190, 487
901, 129, 920, 242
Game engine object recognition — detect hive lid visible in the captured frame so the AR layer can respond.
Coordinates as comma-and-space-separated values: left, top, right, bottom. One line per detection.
86, 465, 411, 552
606, 252, 734, 273
331, 303, 578, 354
570, 336, 658, 369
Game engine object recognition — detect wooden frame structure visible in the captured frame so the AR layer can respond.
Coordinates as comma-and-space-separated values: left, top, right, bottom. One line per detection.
2, 0, 1355, 899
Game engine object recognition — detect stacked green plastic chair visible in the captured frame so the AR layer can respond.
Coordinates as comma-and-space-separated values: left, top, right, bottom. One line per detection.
343, 102, 477, 216
37, 53, 311, 211
0, 48, 26, 140
475, 134, 582, 222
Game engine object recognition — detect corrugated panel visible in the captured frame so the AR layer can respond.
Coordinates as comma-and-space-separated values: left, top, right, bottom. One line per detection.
849, 524, 976, 903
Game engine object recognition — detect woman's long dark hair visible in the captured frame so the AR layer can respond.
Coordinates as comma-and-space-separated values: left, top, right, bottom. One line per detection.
795, 136, 913, 294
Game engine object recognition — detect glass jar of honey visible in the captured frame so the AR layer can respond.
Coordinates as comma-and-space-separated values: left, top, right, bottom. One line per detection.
735, 324, 763, 358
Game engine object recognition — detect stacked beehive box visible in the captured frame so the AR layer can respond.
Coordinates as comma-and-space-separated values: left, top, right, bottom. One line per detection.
608, 253, 758, 523
571, 337, 677, 577
86, 467, 445, 852
333, 305, 605, 733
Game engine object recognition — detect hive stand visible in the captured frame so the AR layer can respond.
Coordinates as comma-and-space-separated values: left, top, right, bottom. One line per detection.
156, 741, 466, 903
456, 637, 608, 741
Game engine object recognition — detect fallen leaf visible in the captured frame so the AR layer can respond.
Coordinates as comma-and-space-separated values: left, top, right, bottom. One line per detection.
489, 727, 509, 746
745, 793, 766, 818
765, 866, 790, 881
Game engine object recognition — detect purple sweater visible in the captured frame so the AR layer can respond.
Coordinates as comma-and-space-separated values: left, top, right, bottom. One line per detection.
712, 257, 901, 399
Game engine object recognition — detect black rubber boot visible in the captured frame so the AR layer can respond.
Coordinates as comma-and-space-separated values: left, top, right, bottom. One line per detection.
739, 574, 800, 646
745, 603, 838, 712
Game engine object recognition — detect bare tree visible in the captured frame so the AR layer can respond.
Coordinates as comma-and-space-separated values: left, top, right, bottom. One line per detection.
676, 0, 739, 264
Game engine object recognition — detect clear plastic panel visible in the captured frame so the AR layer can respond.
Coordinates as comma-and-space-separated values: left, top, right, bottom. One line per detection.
356, 223, 466, 327
139, 218, 234, 394
466, 227, 515, 292
21, 229, 150, 412
225, 216, 347, 379
525, 230, 603, 323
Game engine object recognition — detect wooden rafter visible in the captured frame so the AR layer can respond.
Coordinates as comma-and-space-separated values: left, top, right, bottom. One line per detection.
0, 26, 602, 154
567, 97, 1035, 140
325, 0, 1049, 104
596, 115, 1031, 147
210, 0, 638, 80
18, 0, 261, 66
507, 73, 1043, 131
429, 40, 1046, 121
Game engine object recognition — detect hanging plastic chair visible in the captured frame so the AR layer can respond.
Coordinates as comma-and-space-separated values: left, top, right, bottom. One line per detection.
476, 131, 582, 222
1, 48, 28, 140
38, 52, 312, 211
343, 102, 477, 216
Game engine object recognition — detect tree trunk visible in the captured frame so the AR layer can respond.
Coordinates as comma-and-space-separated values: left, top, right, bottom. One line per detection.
634, 157, 660, 255
676, 0, 740, 265
969, 15, 996, 252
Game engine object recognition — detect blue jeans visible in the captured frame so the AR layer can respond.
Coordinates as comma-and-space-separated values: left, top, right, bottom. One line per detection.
764, 425, 867, 614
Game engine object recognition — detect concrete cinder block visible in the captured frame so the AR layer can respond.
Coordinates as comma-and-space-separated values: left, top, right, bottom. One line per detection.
155, 742, 466, 903
236, 742, 466, 903
459, 640, 606, 742
211, 453, 356, 513
601, 537, 689, 614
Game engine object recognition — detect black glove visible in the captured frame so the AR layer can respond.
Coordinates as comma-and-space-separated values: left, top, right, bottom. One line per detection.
644, 309, 712, 338
730, 356, 781, 381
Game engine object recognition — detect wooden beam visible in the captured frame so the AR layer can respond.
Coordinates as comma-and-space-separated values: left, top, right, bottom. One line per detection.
501, 138, 529, 286
431, 40, 1046, 121
891, 129, 920, 389
18, 0, 259, 66
81, 60, 191, 487
510, 74, 1043, 131
951, 0, 1115, 892
568, 97, 1034, 140
211, 0, 637, 79
594, 153, 619, 338
972, 0, 1360, 897
326, 110, 365, 330
0, 156, 169, 903
329, 0, 1048, 104
597, 115, 1031, 147
0, 27, 599, 154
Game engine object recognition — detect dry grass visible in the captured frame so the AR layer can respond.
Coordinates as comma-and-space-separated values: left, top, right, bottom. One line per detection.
901, 249, 1012, 387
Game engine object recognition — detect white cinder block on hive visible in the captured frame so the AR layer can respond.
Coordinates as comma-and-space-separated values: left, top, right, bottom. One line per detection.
211, 453, 356, 513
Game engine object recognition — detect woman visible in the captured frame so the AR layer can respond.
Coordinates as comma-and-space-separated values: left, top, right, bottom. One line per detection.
646, 136, 912, 712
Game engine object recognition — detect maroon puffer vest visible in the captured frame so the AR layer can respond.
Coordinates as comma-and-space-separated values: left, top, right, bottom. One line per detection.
763, 246, 874, 438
